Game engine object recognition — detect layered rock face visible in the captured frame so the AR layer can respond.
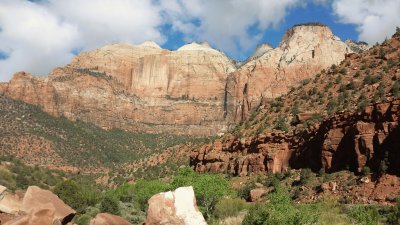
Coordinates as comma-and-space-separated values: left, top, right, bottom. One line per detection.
190, 133, 293, 176
191, 100, 400, 176
2, 42, 235, 135
2, 24, 354, 135
308, 100, 400, 174
225, 24, 353, 122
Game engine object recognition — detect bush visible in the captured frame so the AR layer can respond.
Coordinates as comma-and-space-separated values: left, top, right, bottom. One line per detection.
274, 116, 289, 132
349, 205, 380, 225
361, 166, 371, 176
171, 168, 232, 218
300, 168, 312, 185
327, 99, 338, 115
132, 179, 170, 211
392, 81, 400, 98
387, 198, 400, 225
100, 196, 120, 215
242, 185, 318, 225
214, 198, 248, 219
54, 180, 88, 213
363, 74, 380, 85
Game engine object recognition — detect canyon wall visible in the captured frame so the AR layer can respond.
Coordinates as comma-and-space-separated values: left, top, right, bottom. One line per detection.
1, 24, 358, 135
190, 100, 400, 176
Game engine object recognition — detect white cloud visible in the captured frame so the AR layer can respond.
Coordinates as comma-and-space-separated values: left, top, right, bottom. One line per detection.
0, 0, 78, 81
0, 0, 163, 82
161, 0, 300, 56
332, 0, 400, 44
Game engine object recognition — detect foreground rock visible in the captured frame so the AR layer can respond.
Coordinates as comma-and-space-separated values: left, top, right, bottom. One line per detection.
2, 186, 75, 225
0, 186, 23, 215
90, 213, 131, 225
146, 186, 207, 225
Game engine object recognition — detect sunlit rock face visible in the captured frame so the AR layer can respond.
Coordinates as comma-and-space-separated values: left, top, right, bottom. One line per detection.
2, 24, 354, 135
225, 24, 353, 122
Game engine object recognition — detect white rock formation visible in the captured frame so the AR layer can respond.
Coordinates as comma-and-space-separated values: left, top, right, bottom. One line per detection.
146, 186, 207, 225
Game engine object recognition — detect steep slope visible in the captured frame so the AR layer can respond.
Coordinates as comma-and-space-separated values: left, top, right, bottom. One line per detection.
0, 94, 206, 173
225, 23, 353, 122
1, 24, 355, 135
191, 29, 400, 176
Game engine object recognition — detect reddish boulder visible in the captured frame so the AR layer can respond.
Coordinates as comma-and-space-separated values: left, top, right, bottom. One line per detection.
89, 213, 131, 225
249, 188, 268, 202
21, 186, 75, 224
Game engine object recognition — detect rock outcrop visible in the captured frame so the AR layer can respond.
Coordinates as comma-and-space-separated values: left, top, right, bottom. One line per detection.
0, 186, 23, 215
309, 100, 400, 174
90, 213, 131, 225
2, 186, 76, 225
191, 100, 400, 176
225, 24, 353, 122
1, 24, 354, 135
345, 39, 370, 53
145, 186, 207, 225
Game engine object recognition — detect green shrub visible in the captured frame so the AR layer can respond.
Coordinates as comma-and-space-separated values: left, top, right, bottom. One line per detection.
392, 81, 400, 98
274, 116, 289, 132
387, 198, 400, 225
361, 166, 371, 176
300, 168, 312, 185
132, 179, 170, 211
100, 196, 120, 215
214, 198, 248, 219
363, 74, 380, 85
54, 180, 88, 213
242, 185, 318, 225
349, 205, 380, 225
327, 99, 338, 115
74, 214, 92, 225
171, 168, 232, 218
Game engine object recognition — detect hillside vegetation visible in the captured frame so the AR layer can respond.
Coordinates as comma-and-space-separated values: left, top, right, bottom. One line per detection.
0, 95, 211, 176
231, 30, 400, 138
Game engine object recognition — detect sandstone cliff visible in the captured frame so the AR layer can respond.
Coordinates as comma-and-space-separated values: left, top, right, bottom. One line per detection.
225, 24, 353, 122
1, 24, 355, 135
191, 29, 400, 176
191, 100, 400, 176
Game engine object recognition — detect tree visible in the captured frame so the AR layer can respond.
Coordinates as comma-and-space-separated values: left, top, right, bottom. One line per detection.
54, 180, 86, 212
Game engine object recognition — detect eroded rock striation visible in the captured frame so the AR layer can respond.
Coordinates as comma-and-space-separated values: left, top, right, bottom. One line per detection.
1, 24, 355, 135
191, 100, 400, 176
225, 24, 354, 122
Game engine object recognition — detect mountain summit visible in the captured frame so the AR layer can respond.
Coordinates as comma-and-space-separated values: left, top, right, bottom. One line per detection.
1, 24, 361, 135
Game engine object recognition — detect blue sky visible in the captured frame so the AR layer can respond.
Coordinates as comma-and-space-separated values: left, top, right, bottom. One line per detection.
0, 0, 399, 81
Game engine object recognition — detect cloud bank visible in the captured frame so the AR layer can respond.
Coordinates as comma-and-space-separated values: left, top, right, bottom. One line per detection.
0, 0, 399, 81
332, 0, 400, 44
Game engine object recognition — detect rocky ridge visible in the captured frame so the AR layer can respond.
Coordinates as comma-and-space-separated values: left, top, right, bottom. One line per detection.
190, 28, 400, 176
1, 24, 359, 135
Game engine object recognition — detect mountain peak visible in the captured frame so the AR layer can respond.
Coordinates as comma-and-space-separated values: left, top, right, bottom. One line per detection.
177, 42, 220, 53
138, 41, 161, 49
